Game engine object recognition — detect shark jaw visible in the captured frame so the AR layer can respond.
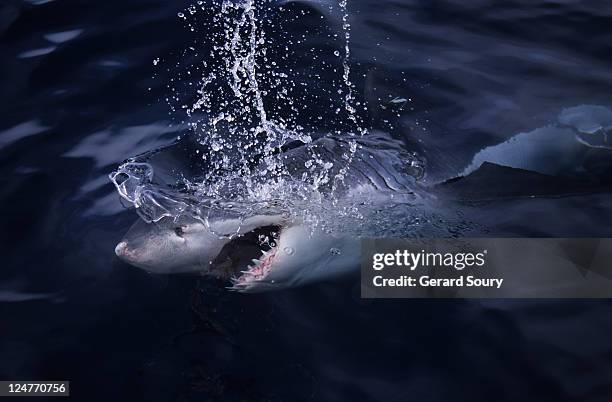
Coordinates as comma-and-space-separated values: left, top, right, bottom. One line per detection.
229, 238, 280, 290
210, 223, 284, 290
223, 222, 360, 292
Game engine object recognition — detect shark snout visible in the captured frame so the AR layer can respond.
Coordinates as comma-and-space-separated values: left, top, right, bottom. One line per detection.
115, 241, 127, 257
115, 240, 151, 270
115, 241, 129, 258
115, 241, 141, 265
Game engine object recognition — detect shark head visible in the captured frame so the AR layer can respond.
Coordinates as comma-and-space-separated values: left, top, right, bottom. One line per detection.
115, 215, 231, 276
115, 214, 359, 291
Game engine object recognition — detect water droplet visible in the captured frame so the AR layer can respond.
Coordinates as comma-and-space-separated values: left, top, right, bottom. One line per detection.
283, 247, 294, 255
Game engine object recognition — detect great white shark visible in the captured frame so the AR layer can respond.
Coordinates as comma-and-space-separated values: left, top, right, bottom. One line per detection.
113, 130, 423, 292
115, 213, 361, 292
114, 105, 612, 292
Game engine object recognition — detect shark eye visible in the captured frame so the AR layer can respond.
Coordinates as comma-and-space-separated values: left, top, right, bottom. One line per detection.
174, 226, 184, 237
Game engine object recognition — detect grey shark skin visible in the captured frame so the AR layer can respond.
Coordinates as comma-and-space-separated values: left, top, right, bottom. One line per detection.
115, 215, 360, 292
115, 217, 228, 275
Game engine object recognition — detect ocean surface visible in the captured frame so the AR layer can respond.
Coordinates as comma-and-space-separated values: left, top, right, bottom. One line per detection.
1, 0, 612, 401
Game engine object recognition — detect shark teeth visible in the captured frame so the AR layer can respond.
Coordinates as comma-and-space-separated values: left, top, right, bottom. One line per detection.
228, 226, 285, 291
230, 245, 279, 290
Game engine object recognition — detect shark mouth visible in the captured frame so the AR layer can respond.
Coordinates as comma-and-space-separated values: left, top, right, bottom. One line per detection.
211, 224, 283, 289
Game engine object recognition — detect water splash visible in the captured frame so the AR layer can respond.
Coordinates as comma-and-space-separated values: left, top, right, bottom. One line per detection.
110, 130, 426, 237
338, 0, 362, 132
111, 0, 427, 236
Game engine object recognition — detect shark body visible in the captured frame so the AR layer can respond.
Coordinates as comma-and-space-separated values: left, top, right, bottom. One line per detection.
113, 133, 419, 292
114, 106, 612, 293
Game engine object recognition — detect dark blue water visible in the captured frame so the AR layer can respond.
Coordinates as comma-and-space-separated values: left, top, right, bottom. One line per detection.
2, 0, 612, 401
